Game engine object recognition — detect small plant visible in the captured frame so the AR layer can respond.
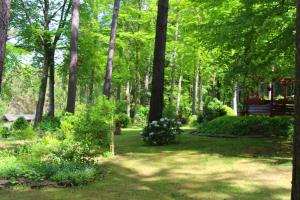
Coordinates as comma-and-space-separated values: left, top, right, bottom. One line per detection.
37, 116, 61, 131
203, 98, 234, 121
188, 115, 198, 127
12, 117, 29, 130
12, 127, 36, 139
141, 118, 183, 146
0, 127, 10, 138
163, 104, 177, 119
115, 113, 131, 128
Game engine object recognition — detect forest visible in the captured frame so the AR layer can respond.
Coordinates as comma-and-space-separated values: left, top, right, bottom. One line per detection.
0, 0, 299, 199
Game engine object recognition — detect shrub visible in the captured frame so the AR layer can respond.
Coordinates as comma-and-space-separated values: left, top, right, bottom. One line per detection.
37, 116, 61, 131
188, 115, 198, 127
12, 127, 36, 139
134, 106, 149, 126
115, 113, 131, 128
0, 127, 10, 138
12, 117, 29, 130
141, 118, 183, 145
163, 104, 177, 119
199, 116, 293, 137
203, 98, 234, 121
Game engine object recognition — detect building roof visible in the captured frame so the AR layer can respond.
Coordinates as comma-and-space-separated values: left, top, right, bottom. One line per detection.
3, 114, 35, 122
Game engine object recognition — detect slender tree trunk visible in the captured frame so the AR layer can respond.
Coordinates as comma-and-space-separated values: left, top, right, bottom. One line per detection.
176, 67, 183, 116
170, 22, 179, 105
198, 75, 203, 114
133, 48, 141, 120
292, 1, 300, 198
192, 67, 199, 115
126, 81, 131, 117
47, 51, 55, 118
142, 54, 151, 106
34, 52, 50, 127
0, 0, 10, 93
103, 0, 120, 98
233, 82, 238, 116
149, 0, 169, 122
66, 0, 80, 113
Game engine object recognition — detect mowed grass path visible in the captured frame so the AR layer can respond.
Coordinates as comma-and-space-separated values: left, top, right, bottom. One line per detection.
0, 128, 292, 200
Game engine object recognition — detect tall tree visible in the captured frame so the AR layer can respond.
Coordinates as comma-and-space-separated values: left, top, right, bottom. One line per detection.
292, 0, 300, 198
0, 0, 11, 93
148, 0, 169, 122
103, 0, 121, 98
66, 0, 80, 113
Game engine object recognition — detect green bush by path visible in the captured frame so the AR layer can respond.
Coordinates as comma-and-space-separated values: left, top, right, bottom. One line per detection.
199, 116, 293, 137
12, 117, 29, 130
115, 113, 131, 128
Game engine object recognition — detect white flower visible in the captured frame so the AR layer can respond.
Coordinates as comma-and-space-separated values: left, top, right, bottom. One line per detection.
163, 124, 167, 128
152, 121, 158, 124
149, 132, 154, 136
160, 118, 164, 122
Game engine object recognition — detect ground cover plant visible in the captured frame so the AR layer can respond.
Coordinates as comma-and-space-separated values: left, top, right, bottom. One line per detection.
198, 116, 294, 137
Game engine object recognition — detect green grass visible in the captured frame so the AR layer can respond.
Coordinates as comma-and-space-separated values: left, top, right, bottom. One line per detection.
0, 128, 292, 200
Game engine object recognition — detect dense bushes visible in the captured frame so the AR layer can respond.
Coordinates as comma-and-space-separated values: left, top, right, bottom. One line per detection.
141, 118, 183, 145
199, 116, 293, 137
115, 113, 131, 128
37, 116, 61, 131
201, 98, 234, 122
0, 99, 113, 187
12, 117, 29, 130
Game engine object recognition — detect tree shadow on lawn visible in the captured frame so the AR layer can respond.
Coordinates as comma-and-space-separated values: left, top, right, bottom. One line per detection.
0, 161, 290, 200
116, 129, 292, 166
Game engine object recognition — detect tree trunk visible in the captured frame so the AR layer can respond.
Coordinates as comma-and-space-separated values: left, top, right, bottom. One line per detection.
176, 67, 183, 116
148, 0, 169, 122
103, 0, 120, 98
170, 22, 179, 105
192, 67, 199, 115
34, 52, 50, 127
47, 51, 55, 118
126, 81, 131, 117
133, 48, 141, 120
232, 82, 238, 116
292, 1, 300, 199
0, 0, 11, 93
66, 0, 80, 114
142, 54, 151, 106
198, 76, 203, 114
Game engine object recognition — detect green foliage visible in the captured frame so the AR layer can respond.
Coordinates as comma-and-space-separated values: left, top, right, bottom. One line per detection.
0, 127, 10, 138
141, 118, 183, 146
134, 106, 149, 126
12, 127, 36, 139
188, 115, 198, 127
199, 116, 293, 137
12, 117, 29, 130
163, 104, 177, 119
115, 113, 131, 128
203, 98, 234, 122
37, 116, 61, 131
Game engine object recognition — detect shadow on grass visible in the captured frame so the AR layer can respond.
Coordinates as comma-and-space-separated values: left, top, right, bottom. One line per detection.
0, 161, 290, 200
116, 129, 292, 166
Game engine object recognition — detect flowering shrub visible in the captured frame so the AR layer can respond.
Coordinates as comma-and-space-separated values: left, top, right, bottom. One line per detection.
141, 118, 183, 145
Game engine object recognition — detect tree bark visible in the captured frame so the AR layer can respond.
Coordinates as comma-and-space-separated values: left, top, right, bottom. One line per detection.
0, 0, 11, 93
47, 51, 55, 118
66, 0, 80, 114
34, 51, 50, 127
176, 67, 183, 116
142, 54, 151, 106
148, 0, 169, 122
232, 82, 238, 116
292, 1, 300, 199
126, 81, 131, 117
192, 67, 199, 115
103, 0, 120, 98
170, 22, 179, 105
198, 75, 203, 114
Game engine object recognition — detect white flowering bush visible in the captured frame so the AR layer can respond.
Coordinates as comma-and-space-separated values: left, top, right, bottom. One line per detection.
141, 118, 183, 145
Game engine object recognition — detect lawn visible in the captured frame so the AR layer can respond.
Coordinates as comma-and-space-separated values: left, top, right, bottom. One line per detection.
0, 128, 292, 200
